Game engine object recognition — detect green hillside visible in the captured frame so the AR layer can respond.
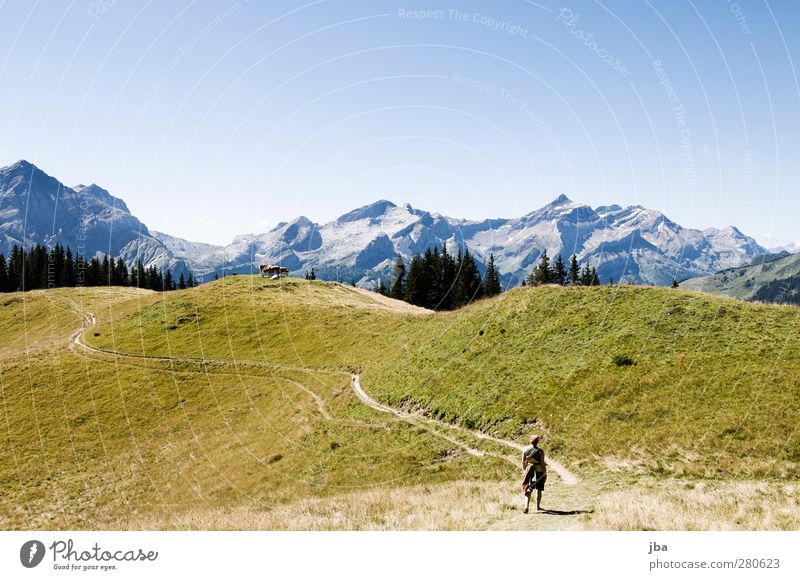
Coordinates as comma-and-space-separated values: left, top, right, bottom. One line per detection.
2, 277, 800, 530
363, 285, 800, 479
681, 251, 800, 303
84, 277, 800, 478
0, 285, 507, 529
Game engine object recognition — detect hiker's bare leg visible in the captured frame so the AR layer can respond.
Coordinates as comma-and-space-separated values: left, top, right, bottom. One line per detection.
536, 490, 543, 510
523, 492, 531, 513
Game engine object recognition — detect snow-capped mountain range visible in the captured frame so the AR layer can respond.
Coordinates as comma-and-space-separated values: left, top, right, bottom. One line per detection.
0, 160, 191, 277
0, 160, 767, 286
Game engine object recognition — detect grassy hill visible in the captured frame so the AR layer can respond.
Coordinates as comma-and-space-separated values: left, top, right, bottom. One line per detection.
362, 285, 800, 479
0, 284, 507, 529
681, 251, 800, 303
82, 277, 800, 476
2, 277, 800, 530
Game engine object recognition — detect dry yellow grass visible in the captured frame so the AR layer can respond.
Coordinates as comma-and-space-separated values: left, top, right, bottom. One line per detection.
106, 476, 800, 531
109, 480, 515, 530
579, 480, 800, 531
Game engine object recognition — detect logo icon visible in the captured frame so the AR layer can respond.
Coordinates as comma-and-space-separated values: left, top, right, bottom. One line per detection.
20, 540, 46, 568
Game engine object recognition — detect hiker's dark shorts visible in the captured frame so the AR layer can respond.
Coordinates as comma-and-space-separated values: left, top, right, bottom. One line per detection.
522, 466, 546, 494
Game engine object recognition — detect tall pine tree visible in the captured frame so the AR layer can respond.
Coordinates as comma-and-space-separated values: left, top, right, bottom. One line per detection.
0, 253, 8, 292
404, 254, 426, 307
568, 254, 580, 285
438, 244, 456, 310
453, 246, 482, 307
553, 254, 567, 285
65, 247, 76, 287
482, 253, 502, 297
390, 255, 406, 300
590, 267, 600, 286
528, 250, 552, 286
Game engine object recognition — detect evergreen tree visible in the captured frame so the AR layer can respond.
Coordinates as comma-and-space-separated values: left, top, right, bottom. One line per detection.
75, 254, 87, 287
101, 255, 110, 285
453, 246, 482, 307
115, 258, 130, 286
48, 244, 65, 288
164, 270, 175, 291
146, 265, 161, 291
579, 263, 591, 286
120, 260, 130, 286
25, 244, 49, 290
590, 267, 600, 286
13, 245, 24, 290
132, 261, 146, 288
404, 254, 425, 306
568, 254, 580, 285
0, 253, 8, 292
65, 247, 76, 287
389, 255, 406, 299
553, 254, 567, 285
374, 278, 387, 295
423, 246, 442, 308
529, 250, 552, 286
438, 244, 457, 310
88, 257, 102, 286
187, 274, 195, 288
178, 272, 186, 290
482, 253, 502, 297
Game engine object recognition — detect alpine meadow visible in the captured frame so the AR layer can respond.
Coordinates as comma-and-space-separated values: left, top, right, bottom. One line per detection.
2, 276, 799, 531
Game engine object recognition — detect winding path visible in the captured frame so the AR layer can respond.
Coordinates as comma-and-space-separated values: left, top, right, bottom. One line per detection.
61, 295, 578, 486
352, 375, 579, 485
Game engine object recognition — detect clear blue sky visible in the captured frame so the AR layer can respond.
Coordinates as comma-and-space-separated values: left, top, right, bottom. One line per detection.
1, 0, 798, 247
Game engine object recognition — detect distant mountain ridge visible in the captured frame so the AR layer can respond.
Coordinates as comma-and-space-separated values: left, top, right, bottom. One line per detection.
168, 196, 765, 286
0, 160, 190, 276
681, 251, 800, 304
0, 160, 767, 286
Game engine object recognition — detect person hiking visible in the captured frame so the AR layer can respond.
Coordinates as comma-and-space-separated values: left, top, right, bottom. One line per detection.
521, 434, 547, 513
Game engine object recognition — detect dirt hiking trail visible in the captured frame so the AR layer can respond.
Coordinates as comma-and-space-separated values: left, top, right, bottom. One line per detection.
352, 374, 579, 485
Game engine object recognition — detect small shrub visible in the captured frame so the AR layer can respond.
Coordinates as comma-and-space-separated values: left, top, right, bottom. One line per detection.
612, 354, 635, 367
330, 442, 340, 451
267, 454, 283, 464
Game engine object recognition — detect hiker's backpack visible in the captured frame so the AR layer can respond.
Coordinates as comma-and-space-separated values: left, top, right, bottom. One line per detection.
524, 446, 543, 467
